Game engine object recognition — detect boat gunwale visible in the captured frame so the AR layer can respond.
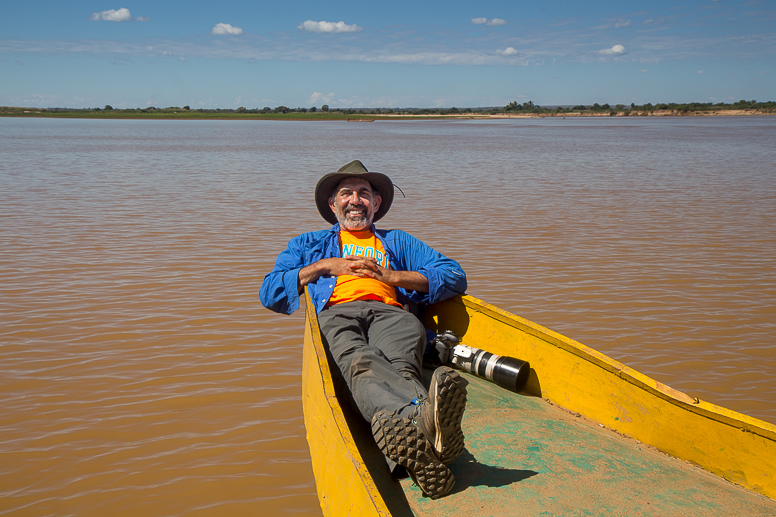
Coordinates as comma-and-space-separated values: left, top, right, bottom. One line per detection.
455, 294, 776, 441
303, 289, 392, 516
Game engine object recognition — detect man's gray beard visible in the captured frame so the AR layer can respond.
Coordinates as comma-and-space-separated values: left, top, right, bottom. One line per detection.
337, 213, 370, 231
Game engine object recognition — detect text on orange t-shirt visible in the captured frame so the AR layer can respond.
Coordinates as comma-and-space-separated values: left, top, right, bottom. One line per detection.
326, 229, 403, 308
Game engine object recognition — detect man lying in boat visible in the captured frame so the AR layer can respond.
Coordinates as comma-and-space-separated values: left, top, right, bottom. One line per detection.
260, 160, 469, 499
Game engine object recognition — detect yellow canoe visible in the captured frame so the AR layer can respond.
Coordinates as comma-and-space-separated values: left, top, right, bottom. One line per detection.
302, 291, 776, 516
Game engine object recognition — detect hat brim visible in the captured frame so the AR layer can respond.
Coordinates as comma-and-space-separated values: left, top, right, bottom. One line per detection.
315, 171, 394, 225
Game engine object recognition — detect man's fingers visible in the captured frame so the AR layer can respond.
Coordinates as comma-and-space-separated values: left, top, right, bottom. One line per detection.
347, 262, 381, 279
345, 256, 381, 270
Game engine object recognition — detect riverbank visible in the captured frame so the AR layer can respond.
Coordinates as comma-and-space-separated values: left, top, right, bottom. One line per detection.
382, 109, 774, 119
501, 109, 775, 118
1, 107, 773, 120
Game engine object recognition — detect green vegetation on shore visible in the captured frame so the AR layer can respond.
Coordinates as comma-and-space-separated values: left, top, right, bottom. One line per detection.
0, 105, 358, 120
502, 99, 776, 116
2, 99, 774, 119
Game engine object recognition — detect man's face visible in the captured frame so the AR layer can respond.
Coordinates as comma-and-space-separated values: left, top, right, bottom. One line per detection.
329, 177, 382, 231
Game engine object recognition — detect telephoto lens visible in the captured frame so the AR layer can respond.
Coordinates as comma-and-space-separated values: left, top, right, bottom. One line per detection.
432, 331, 530, 393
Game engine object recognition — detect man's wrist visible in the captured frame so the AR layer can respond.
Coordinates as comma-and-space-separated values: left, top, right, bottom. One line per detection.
299, 259, 332, 288
382, 270, 428, 292
380, 268, 396, 285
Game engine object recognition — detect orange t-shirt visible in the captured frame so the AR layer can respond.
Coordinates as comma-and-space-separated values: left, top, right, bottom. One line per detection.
326, 230, 403, 308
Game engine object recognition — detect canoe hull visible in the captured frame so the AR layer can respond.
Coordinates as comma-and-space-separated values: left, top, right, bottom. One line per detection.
302, 295, 391, 516
423, 294, 776, 500
303, 292, 776, 515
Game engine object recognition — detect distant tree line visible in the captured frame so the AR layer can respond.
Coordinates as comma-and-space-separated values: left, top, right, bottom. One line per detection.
2, 99, 774, 116
500, 99, 776, 115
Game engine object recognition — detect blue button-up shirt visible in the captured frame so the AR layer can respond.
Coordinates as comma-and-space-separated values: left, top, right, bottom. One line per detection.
260, 224, 467, 315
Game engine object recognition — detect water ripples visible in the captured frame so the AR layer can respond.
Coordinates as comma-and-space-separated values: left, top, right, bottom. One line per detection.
1, 117, 775, 515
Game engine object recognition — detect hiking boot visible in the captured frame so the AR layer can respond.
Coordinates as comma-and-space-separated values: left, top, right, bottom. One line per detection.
371, 411, 455, 499
412, 366, 469, 464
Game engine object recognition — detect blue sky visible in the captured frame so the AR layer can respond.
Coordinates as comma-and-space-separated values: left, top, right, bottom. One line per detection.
1, 0, 774, 109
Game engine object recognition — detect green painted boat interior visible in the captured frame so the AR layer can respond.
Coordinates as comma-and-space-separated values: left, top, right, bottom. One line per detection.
333, 364, 776, 516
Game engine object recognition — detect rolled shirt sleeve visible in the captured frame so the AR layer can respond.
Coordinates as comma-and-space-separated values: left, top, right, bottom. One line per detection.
260, 228, 339, 315
259, 252, 303, 315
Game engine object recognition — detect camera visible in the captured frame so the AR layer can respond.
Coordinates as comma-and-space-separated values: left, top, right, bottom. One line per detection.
430, 330, 530, 393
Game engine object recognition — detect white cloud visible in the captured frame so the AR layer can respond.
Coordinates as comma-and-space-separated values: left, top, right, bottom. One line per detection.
212, 23, 243, 35
90, 8, 133, 22
592, 18, 633, 30
298, 20, 362, 34
0, 37, 538, 67
309, 92, 336, 104
499, 47, 518, 56
641, 69, 649, 73
361, 51, 527, 66
472, 18, 507, 26
598, 44, 626, 55
698, 70, 704, 74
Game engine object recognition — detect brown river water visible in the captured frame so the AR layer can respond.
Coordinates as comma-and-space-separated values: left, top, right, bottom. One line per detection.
1, 117, 774, 515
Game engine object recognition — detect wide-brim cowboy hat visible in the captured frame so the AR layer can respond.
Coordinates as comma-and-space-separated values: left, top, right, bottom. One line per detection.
315, 160, 394, 225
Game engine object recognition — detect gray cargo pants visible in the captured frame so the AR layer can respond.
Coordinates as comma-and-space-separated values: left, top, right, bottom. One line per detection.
317, 300, 428, 423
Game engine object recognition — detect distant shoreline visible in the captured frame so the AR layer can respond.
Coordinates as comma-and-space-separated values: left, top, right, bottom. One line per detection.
1, 108, 773, 121
381, 109, 774, 119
